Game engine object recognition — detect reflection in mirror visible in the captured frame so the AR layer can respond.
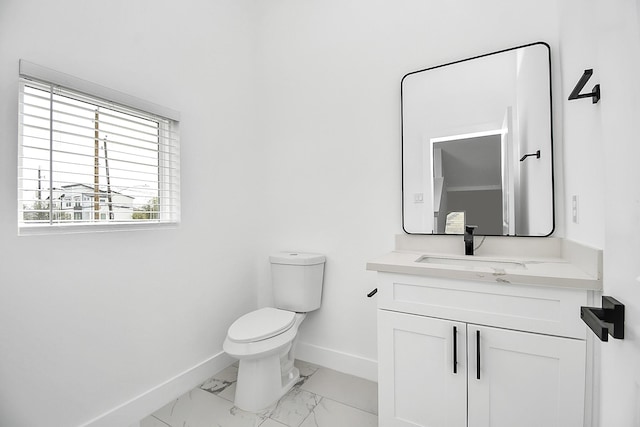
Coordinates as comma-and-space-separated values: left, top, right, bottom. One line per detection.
402, 42, 554, 236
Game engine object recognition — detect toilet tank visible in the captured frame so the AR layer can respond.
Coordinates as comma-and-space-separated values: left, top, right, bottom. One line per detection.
270, 252, 326, 312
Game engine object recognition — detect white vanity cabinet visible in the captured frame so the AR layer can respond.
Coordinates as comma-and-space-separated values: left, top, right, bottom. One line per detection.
376, 272, 591, 427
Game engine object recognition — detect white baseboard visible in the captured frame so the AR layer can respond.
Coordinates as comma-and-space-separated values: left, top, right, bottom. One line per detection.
79, 351, 235, 427
295, 341, 378, 383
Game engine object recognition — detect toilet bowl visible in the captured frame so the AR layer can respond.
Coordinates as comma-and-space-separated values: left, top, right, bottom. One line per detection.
223, 307, 306, 412
223, 252, 325, 412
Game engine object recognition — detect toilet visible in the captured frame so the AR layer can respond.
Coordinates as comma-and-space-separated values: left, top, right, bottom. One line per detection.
223, 252, 326, 412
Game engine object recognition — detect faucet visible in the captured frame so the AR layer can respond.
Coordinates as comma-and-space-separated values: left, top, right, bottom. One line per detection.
464, 225, 478, 256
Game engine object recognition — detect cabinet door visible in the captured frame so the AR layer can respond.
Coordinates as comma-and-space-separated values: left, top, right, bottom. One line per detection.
378, 310, 467, 427
467, 325, 586, 427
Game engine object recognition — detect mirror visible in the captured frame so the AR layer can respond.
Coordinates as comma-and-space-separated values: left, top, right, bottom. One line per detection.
402, 42, 554, 236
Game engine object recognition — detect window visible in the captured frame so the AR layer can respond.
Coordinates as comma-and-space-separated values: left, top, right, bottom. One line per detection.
18, 61, 180, 234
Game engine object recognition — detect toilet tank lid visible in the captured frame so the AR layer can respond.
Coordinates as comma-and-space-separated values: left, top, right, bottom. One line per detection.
270, 252, 325, 265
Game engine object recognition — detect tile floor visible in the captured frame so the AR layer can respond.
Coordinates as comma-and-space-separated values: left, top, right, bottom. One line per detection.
140, 360, 378, 427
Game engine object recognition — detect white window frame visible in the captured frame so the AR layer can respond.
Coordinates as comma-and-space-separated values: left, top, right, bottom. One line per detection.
18, 60, 180, 235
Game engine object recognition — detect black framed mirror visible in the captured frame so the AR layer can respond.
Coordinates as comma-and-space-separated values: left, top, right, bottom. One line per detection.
401, 42, 554, 236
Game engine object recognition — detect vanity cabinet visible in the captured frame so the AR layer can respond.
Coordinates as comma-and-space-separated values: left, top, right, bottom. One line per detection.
376, 272, 591, 427
378, 311, 467, 427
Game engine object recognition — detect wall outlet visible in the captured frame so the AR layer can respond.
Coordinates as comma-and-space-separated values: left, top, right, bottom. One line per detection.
572, 195, 579, 224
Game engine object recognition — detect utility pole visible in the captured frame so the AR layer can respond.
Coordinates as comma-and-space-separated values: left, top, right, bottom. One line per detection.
37, 166, 41, 201
103, 136, 114, 220
94, 109, 100, 220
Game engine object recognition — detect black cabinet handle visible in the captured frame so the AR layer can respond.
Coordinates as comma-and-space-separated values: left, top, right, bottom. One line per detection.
367, 288, 378, 298
452, 326, 458, 374
476, 330, 481, 380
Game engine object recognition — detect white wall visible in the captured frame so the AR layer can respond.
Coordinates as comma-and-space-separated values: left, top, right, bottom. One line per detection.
556, 0, 606, 248
0, 1, 260, 426
588, 1, 640, 425
252, 0, 562, 380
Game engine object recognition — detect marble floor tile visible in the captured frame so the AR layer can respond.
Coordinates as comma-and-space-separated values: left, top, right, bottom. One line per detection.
153, 388, 271, 427
140, 360, 377, 427
259, 419, 289, 427
140, 415, 170, 427
269, 387, 321, 427
299, 367, 378, 415
298, 398, 378, 427
200, 363, 239, 402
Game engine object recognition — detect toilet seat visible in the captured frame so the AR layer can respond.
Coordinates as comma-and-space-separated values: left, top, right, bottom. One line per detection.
227, 307, 296, 343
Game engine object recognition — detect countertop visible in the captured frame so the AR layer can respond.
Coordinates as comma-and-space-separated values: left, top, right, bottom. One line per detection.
366, 236, 603, 290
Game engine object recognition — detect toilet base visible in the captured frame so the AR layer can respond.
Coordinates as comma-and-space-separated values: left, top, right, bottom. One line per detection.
224, 312, 307, 412
234, 350, 300, 412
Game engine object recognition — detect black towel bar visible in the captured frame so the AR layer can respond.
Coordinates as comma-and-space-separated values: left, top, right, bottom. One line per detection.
580, 296, 624, 341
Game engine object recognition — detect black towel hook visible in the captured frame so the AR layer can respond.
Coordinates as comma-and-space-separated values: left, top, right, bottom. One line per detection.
568, 69, 601, 104
520, 150, 541, 162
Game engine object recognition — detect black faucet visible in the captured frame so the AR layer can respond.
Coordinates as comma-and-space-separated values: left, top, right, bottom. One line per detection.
464, 225, 478, 256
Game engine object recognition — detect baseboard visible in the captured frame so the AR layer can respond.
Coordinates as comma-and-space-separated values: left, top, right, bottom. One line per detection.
79, 351, 235, 427
295, 341, 378, 383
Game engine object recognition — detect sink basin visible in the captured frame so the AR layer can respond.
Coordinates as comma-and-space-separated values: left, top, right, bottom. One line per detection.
415, 255, 527, 270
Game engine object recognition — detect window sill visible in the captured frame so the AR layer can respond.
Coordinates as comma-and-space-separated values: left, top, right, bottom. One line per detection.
18, 221, 179, 236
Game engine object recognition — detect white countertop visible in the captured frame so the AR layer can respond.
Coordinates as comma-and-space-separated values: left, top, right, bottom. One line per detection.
366, 236, 603, 290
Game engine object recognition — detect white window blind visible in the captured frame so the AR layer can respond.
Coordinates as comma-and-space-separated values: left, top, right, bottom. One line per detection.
18, 61, 180, 234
